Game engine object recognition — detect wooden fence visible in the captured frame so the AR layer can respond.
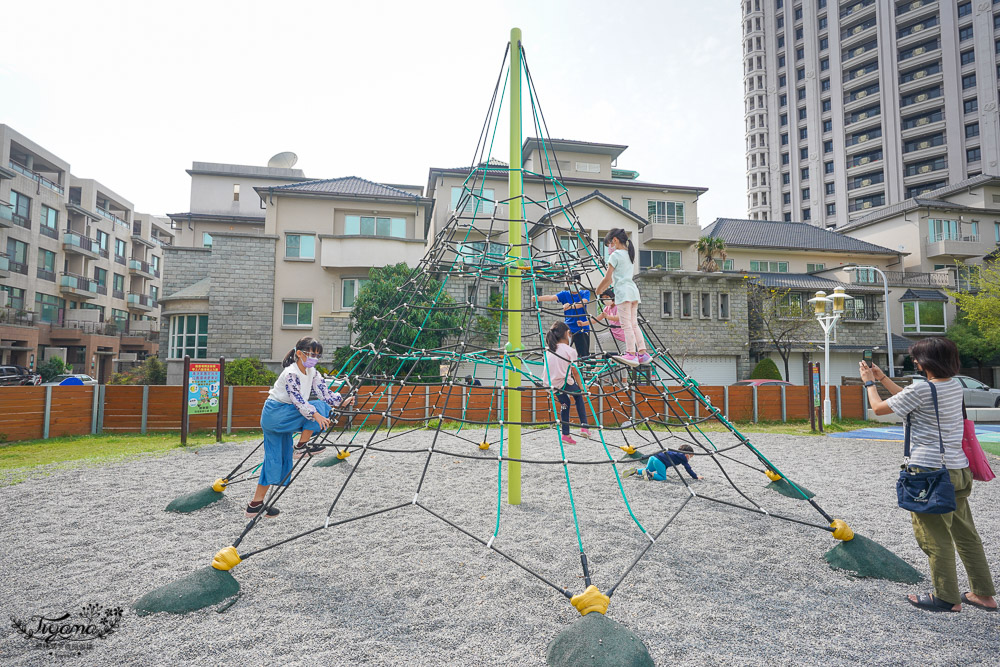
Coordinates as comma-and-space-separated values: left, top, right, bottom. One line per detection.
0, 383, 866, 445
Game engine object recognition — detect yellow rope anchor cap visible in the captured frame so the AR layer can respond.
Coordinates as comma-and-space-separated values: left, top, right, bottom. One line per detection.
830, 519, 854, 542
212, 478, 228, 493
765, 470, 782, 482
479, 442, 490, 450
570, 585, 610, 616
336, 450, 351, 460
621, 445, 637, 455
211, 546, 242, 571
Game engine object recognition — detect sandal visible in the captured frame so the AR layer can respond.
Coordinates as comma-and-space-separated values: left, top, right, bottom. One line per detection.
961, 593, 998, 612
907, 593, 959, 612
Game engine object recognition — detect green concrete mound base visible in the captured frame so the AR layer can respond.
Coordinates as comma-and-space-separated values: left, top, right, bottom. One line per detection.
547, 613, 654, 667
824, 534, 924, 584
765, 478, 816, 500
133, 566, 240, 616
165, 486, 225, 513
313, 455, 347, 468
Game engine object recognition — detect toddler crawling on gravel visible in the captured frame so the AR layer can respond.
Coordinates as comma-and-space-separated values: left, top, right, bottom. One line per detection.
623, 444, 704, 482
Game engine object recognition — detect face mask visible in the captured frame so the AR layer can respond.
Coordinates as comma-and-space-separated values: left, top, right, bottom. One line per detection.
301, 355, 319, 369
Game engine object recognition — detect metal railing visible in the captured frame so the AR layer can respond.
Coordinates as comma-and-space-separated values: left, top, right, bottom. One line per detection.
60, 272, 98, 293
39, 224, 59, 239
129, 258, 152, 274
8, 260, 28, 275
112, 289, 125, 300
842, 306, 881, 321
97, 206, 129, 229
852, 270, 952, 288
63, 230, 99, 254
0, 306, 36, 325
8, 160, 64, 194
36, 268, 56, 282
151, 236, 170, 248
127, 293, 157, 308
12, 213, 31, 229
114, 254, 127, 265
646, 213, 685, 225
927, 232, 979, 243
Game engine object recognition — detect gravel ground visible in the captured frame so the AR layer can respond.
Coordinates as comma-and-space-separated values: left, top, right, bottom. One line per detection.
1, 428, 998, 666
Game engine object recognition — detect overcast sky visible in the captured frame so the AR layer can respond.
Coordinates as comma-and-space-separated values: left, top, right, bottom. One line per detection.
2, 0, 745, 226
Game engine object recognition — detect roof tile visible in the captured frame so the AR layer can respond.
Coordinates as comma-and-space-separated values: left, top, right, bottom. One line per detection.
704, 218, 897, 254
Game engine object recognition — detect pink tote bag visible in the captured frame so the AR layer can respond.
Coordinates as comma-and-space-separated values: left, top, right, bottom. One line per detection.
963, 418, 996, 483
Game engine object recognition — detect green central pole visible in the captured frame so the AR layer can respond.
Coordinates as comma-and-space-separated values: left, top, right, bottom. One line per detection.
507, 27, 523, 505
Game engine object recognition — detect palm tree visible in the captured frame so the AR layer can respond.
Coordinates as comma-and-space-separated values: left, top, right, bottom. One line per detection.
697, 236, 727, 272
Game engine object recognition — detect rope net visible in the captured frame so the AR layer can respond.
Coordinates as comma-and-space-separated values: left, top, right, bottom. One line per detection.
219, 43, 844, 604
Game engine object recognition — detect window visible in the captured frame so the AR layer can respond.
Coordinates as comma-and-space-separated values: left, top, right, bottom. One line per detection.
902, 109, 943, 129
961, 50, 975, 66
233, 184, 240, 202
847, 149, 883, 168
821, 78, 830, 92
661, 291, 673, 318
639, 250, 681, 270
722, 259, 734, 271
903, 133, 944, 153
795, 26, 803, 40
847, 127, 882, 146
344, 215, 407, 238
822, 119, 832, 133
802, 187, 811, 200
35, 292, 65, 324
818, 16, 827, 29
964, 98, 978, 114
799, 127, 808, 140
621, 197, 631, 210
0, 286, 25, 310
575, 161, 600, 173
806, 263, 825, 272
202, 232, 213, 248
797, 88, 806, 101
94, 267, 107, 287
819, 36, 828, 50
115, 238, 127, 258
168, 314, 209, 359
826, 203, 836, 216
6, 238, 27, 272
898, 39, 939, 62
10, 190, 30, 225
780, 93, 787, 107
282, 300, 313, 327
824, 139, 833, 153
750, 260, 788, 272
778, 53, 786, 67
967, 147, 981, 163
962, 73, 976, 90
647, 200, 685, 224
680, 292, 693, 318
820, 58, 829, 72
849, 193, 885, 211
958, 2, 972, 17
719, 293, 731, 319
995, 222, 1000, 244
899, 62, 941, 84
780, 113, 788, 126
906, 181, 947, 199
778, 293, 803, 317
782, 153, 790, 165
112, 308, 128, 325
150, 285, 158, 301
905, 156, 946, 176
794, 6, 802, 20
113, 273, 125, 295
40, 205, 58, 235
802, 207, 811, 221
966, 122, 980, 138
781, 133, 789, 145
898, 15, 938, 38
96, 230, 109, 255
779, 73, 787, 87
821, 99, 831, 112
700, 292, 712, 319
782, 172, 791, 184
800, 147, 809, 160
779, 34, 785, 47
37, 248, 56, 280
824, 161, 834, 174
451, 186, 495, 214
801, 167, 810, 180
151, 255, 160, 274
849, 171, 884, 190
902, 300, 945, 333
846, 82, 879, 103
778, 17, 785, 30
959, 26, 973, 42
825, 182, 835, 195
783, 193, 791, 205
285, 234, 316, 260
341, 279, 371, 309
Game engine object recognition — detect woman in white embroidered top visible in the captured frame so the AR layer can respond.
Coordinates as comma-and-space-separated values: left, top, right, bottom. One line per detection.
863, 336, 996, 613
245, 336, 355, 519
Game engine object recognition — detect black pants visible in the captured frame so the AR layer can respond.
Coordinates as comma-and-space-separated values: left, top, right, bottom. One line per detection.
572, 330, 590, 358
557, 382, 589, 436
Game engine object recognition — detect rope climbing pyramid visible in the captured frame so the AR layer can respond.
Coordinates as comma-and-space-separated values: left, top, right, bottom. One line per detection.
137, 28, 923, 664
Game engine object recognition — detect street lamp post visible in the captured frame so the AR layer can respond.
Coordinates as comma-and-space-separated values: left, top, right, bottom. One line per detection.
845, 265, 895, 378
808, 286, 852, 426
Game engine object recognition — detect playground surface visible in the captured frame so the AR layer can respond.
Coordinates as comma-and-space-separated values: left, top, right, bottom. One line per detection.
1, 431, 998, 665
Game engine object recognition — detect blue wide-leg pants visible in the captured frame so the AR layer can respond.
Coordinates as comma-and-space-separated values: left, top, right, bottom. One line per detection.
638, 454, 668, 481
259, 398, 331, 487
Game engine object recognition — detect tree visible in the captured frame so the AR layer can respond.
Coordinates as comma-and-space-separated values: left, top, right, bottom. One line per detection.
224, 357, 278, 387
696, 236, 727, 272
951, 259, 1000, 347
38, 357, 70, 383
472, 290, 507, 343
342, 263, 463, 381
750, 357, 783, 380
946, 315, 1000, 382
108, 356, 168, 385
743, 278, 815, 382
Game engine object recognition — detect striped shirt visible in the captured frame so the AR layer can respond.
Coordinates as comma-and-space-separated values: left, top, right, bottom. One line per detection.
885, 378, 968, 469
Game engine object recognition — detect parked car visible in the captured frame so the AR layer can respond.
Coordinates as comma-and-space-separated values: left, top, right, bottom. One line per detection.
731, 379, 794, 387
0, 365, 41, 386
907, 375, 1000, 408
41, 374, 99, 386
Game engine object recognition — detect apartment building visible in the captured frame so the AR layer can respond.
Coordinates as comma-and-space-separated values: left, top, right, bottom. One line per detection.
0, 125, 169, 381
742, 0, 1000, 228
159, 171, 432, 382
704, 216, 903, 382
167, 159, 312, 248
838, 174, 1000, 382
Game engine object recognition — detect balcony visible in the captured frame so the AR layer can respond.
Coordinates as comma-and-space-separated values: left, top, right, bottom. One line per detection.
51, 319, 122, 338
925, 234, 984, 259
151, 236, 171, 248
11, 212, 31, 229
640, 221, 702, 244
853, 270, 952, 288
112, 289, 125, 300
8, 160, 64, 195
842, 306, 881, 322
0, 205, 11, 228
97, 206, 129, 230
127, 292, 157, 312
129, 258, 155, 279
36, 267, 56, 282
0, 253, 7, 278
62, 231, 101, 259
0, 306, 36, 326
60, 272, 99, 299
114, 253, 127, 266
39, 224, 59, 239
320, 235, 427, 269
6, 257, 28, 275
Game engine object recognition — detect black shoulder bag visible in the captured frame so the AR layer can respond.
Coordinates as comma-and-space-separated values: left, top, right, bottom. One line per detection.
896, 382, 957, 514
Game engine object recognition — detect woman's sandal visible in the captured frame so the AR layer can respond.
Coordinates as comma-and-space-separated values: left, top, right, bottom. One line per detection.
907, 593, 959, 612
961, 593, 998, 612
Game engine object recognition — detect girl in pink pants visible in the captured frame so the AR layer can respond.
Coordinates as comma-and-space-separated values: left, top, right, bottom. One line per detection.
595, 229, 648, 367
